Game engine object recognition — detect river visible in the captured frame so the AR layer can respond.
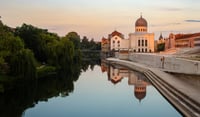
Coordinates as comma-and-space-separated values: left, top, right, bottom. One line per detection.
0, 60, 182, 117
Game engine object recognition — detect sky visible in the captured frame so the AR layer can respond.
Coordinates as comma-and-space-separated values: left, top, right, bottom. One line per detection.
0, 0, 200, 41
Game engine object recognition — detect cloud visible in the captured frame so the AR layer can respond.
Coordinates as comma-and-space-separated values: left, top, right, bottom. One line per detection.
185, 20, 200, 22
158, 7, 182, 11
150, 23, 181, 27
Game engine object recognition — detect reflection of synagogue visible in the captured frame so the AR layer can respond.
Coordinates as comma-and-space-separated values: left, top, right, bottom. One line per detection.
101, 62, 150, 102
128, 71, 150, 102
109, 65, 129, 84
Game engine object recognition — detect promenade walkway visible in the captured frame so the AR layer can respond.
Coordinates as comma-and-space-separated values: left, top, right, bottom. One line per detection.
107, 58, 200, 117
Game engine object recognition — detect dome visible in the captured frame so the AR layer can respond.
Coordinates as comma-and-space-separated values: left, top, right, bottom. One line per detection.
134, 83, 146, 102
135, 15, 147, 27
134, 91, 146, 101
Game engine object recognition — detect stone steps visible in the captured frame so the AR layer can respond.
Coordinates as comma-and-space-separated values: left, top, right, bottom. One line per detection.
107, 58, 200, 117
144, 70, 200, 117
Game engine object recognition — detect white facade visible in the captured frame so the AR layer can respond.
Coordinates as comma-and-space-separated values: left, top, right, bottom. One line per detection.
129, 33, 154, 52
110, 35, 129, 50
108, 15, 155, 53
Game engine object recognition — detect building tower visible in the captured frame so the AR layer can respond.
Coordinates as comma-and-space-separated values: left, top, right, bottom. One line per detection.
135, 15, 148, 33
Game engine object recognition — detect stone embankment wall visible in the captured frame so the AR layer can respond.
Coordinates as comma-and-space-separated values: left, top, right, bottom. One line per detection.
115, 52, 129, 60
128, 53, 200, 75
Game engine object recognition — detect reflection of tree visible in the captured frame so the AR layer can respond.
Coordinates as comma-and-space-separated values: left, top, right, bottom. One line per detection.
0, 81, 37, 117
0, 58, 101, 117
0, 73, 74, 117
81, 59, 101, 72
0, 63, 81, 117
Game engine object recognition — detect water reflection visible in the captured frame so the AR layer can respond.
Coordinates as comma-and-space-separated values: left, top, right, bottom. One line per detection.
0, 59, 100, 117
101, 62, 151, 102
0, 59, 181, 117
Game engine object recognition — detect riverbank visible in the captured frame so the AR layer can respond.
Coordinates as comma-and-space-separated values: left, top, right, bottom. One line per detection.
107, 58, 200, 117
128, 53, 200, 75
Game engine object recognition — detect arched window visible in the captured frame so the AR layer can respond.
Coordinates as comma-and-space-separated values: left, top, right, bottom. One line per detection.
138, 48, 140, 52
145, 48, 147, 52
113, 40, 115, 43
142, 48, 144, 52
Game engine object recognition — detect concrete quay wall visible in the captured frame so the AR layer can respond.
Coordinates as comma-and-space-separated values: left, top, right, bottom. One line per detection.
107, 58, 200, 117
128, 53, 200, 75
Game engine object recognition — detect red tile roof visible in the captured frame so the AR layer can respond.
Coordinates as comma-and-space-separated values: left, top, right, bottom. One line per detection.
101, 37, 109, 44
109, 30, 124, 39
175, 32, 200, 40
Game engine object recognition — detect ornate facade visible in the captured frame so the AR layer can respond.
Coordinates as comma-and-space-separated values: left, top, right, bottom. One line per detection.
101, 15, 155, 53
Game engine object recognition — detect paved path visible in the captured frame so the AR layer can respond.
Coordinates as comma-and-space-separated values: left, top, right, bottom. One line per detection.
107, 58, 200, 117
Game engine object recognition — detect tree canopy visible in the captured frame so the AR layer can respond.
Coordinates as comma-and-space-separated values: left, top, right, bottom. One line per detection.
0, 21, 101, 80
0, 22, 36, 78
80, 36, 101, 50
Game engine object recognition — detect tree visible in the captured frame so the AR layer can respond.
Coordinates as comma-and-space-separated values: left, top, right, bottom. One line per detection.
9, 49, 37, 79
0, 22, 36, 79
157, 43, 165, 52
58, 37, 75, 70
80, 36, 101, 50
0, 23, 24, 71
15, 24, 59, 63
65, 32, 80, 49
81, 36, 90, 49
95, 42, 101, 50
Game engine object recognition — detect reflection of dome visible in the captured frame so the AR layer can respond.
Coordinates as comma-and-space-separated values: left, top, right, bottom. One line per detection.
135, 15, 148, 27
134, 84, 146, 102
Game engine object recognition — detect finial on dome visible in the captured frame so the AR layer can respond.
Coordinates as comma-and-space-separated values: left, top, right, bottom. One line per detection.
140, 12, 142, 18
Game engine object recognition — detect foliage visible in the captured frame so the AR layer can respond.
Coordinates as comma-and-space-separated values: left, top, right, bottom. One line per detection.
15, 24, 60, 63
0, 21, 103, 81
37, 66, 56, 78
9, 49, 37, 79
80, 36, 101, 50
57, 37, 75, 71
157, 43, 165, 52
65, 32, 81, 49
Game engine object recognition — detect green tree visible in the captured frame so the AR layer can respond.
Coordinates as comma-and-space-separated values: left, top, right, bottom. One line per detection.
58, 37, 75, 70
81, 36, 90, 49
15, 24, 59, 63
95, 42, 101, 50
65, 32, 80, 49
9, 49, 37, 79
157, 43, 165, 52
0, 22, 36, 79
0, 23, 25, 74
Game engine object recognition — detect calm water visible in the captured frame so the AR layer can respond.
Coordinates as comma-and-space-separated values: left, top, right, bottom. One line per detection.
22, 63, 181, 117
